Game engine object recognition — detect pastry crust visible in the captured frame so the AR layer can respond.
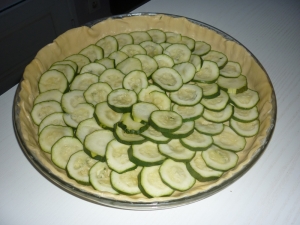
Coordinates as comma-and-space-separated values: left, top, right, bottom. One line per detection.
17, 14, 275, 204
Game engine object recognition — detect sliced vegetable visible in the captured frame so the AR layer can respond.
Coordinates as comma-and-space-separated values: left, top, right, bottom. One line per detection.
66, 150, 97, 185
159, 159, 195, 191
202, 145, 238, 171
106, 139, 136, 173
128, 141, 166, 166
51, 136, 83, 169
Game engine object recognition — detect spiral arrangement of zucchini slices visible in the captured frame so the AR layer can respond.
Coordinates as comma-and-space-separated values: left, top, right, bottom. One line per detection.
31, 29, 260, 198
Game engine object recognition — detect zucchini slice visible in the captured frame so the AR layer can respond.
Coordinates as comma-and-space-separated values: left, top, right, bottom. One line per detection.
194, 117, 224, 135
89, 161, 118, 194
201, 90, 229, 111
96, 35, 118, 57
162, 121, 195, 139
232, 106, 259, 122
149, 91, 171, 110
193, 60, 219, 83
53, 60, 78, 74
39, 125, 73, 153
69, 73, 98, 91
196, 82, 220, 99
120, 44, 146, 57
192, 41, 211, 56
107, 88, 137, 113
180, 129, 213, 151
62, 103, 94, 128
159, 159, 195, 191
141, 126, 171, 144
180, 36, 195, 51
149, 110, 183, 133
220, 61, 241, 78
99, 68, 125, 90
84, 129, 114, 161
133, 54, 158, 78
230, 118, 260, 137
51, 136, 83, 169
173, 62, 196, 83
31, 100, 62, 125
65, 54, 90, 72
202, 50, 228, 68
165, 32, 182, 43
116, 57, 142, 75
138, 84, 164, 103
50, 64, 75, 83
38, 112, 66, 134
96, 57, 115, 69
128, 141, 166, 166
140, 41, 163, 57
172, 103, 204, 122
84, 82, 112, 106
147, 29, 166, 44
61, 90, 86, 114
114, 33, 133, 50
110, 167, 142, 195
139, 165, 174, 198
189, 54, 202, 71
153, 54, 175, 68
202, 145, 238, 171
212, 126, 246, 152
203, 104, 233, 123
229, 89, 260, 109
75, 117, 103, 143
66, 150, 97, 185
94, 101, 123, 130
152, 67, 183, 92
217, 75, 248, 94
158, 139, 195, 162
132, 102, 159, 122
114, 124, 145, 145
108, 50, 129, 65
187, 151, 223, 182
163, 43, 191, 64
79, 44, 104, 62
169, 84, 202, 106
38, 70, 68, 93
34, 89, 63, 105
130, 31, 152, 44
106, 139, 136, 173
118, 113, 149, 134
80, 62, 106, 76
122, 70, 148, 93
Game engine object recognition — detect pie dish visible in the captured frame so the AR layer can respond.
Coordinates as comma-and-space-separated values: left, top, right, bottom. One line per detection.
13, 13, 276, 210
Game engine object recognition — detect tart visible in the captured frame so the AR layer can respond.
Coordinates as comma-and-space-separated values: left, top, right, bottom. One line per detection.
15, 13, 276, 209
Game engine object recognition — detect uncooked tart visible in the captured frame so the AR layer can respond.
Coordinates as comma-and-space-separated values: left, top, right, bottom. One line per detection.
14, 13, 276, 210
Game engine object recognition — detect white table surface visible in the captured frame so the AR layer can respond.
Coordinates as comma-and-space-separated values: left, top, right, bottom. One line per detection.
1, 0, 300, 224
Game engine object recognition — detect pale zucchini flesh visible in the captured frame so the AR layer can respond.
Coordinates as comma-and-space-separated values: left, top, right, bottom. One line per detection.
158, 139, 195, 162
187, 151, 223, 181
139, 166, 174, 198
31, 100, 63, 125
51, 136, 83, 169
202, 146, 238, 171
129, 141, 166, 166
66, 150, 97, 185
159, 159, 196, 191
89, 161, 119, 194
106, 139, 136, 173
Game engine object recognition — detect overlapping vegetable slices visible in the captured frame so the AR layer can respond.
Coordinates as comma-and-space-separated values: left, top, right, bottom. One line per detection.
31, 29, 260, 198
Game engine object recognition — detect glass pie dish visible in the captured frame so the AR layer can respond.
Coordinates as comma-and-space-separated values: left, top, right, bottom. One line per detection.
13, 12, 276, 210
